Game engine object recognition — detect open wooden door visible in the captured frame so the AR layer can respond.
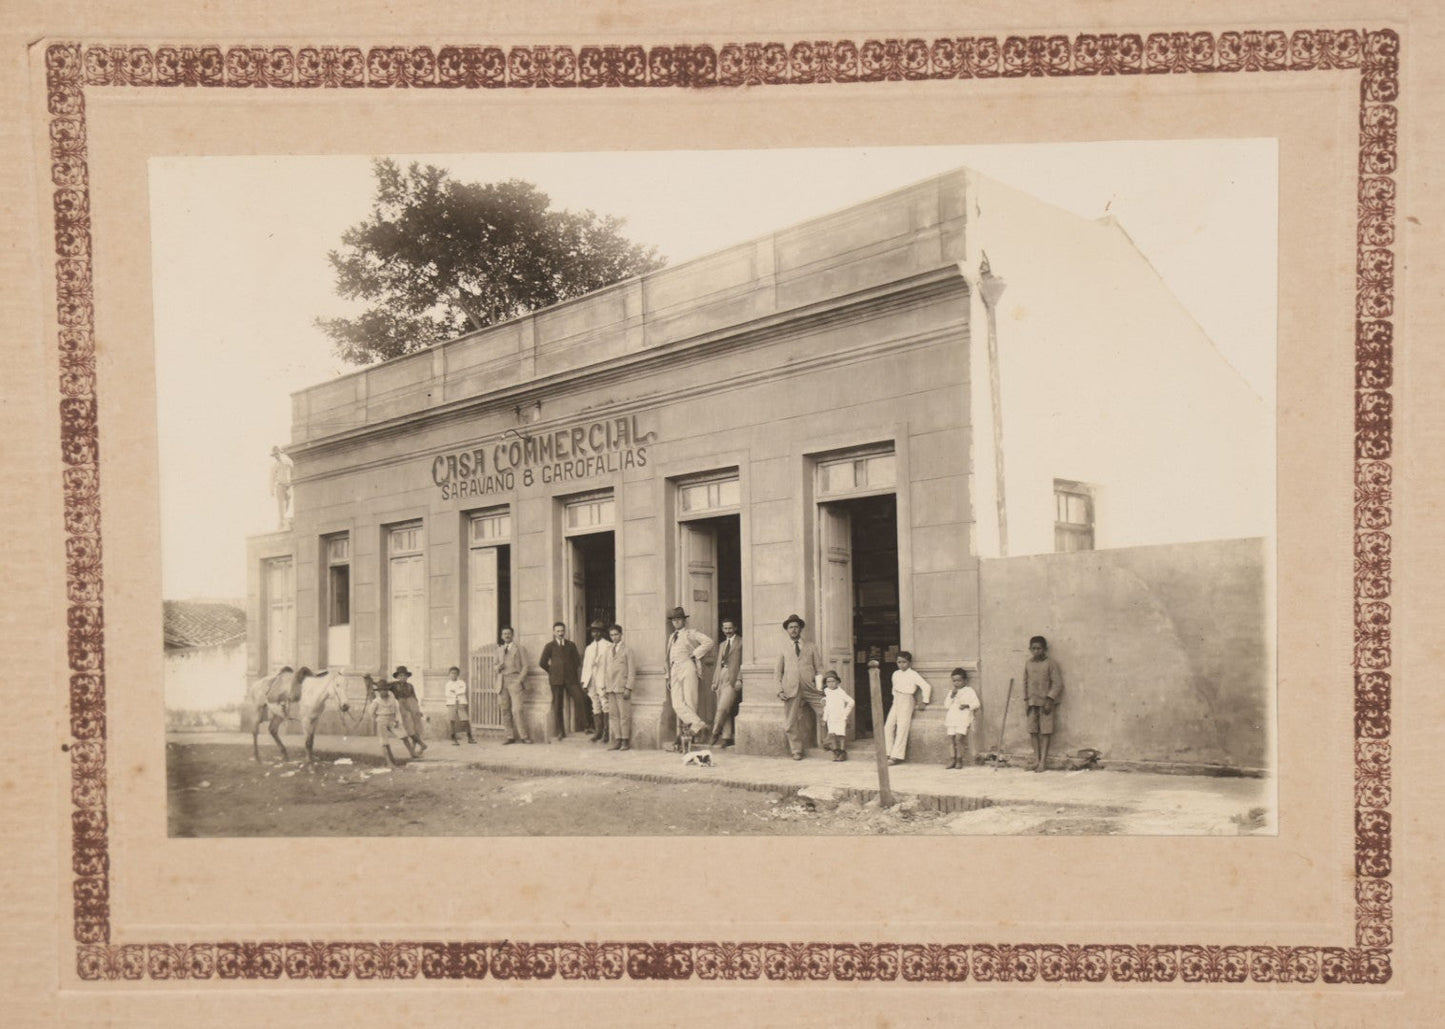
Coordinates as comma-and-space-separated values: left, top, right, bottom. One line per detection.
468, 546, 499, 659
566, 540, 587, 641
681, 522, 719, 726
819, 504, 855, 731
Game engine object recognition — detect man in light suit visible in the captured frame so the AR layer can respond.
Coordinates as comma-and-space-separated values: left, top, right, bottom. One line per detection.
664, 606, 714, 746
495, 625, 531, 744
775, 613, 827, 760
708, 618, 744, 748
580, 619, 611, 743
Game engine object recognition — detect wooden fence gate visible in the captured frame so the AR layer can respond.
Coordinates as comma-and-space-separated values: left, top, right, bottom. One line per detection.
468, 650, 502, 731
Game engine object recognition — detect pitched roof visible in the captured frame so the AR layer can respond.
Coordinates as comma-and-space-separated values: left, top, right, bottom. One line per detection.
163, 600, 247, 650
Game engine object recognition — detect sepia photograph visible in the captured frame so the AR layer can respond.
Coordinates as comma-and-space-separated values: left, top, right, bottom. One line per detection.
157, 142, 1278, 838
10, 4, 1434, 1019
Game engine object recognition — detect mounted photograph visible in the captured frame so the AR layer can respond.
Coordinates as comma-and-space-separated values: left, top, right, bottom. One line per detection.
155, 142, 1277, 838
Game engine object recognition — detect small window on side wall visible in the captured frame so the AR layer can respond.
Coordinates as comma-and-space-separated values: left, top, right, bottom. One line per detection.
1054, 480, 1095, 552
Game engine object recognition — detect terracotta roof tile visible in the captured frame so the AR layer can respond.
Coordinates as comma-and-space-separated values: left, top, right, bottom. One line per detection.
163, 600, 247, 650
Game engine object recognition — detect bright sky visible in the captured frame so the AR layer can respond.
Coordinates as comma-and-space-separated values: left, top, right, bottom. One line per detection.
149, 140, 1277, 599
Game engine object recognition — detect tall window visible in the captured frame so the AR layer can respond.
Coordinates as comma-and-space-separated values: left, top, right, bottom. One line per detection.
324, 534, 351, 667
1054, 480, 1095, 552
264, 556, 294, 673
388, 523, 426, 675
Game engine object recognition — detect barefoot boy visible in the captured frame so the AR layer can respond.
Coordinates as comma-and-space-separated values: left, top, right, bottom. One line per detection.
444, 665, 475, 745
1022, 636, 1064, 771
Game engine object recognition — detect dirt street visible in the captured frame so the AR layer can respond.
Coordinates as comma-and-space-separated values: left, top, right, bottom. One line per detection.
169, 740, 1270, 837
167, 743, 960, 837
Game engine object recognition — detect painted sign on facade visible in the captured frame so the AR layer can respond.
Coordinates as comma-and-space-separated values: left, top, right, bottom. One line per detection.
432, 415, 656, 500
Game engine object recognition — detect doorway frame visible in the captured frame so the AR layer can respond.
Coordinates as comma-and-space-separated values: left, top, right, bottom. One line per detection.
557, 488, 620, 638
804, 430, 915, 719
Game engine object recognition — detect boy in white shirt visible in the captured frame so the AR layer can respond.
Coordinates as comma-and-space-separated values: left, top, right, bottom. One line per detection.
884, 650, 932, 766
821, 670, 855, 762
942, 667, 981, 769
444, 665, 475, 745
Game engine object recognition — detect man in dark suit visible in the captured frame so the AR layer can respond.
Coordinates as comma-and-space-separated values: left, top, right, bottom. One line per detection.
708, 618, 744, 747
538, 621, 591, 740
774, 613, 827, 760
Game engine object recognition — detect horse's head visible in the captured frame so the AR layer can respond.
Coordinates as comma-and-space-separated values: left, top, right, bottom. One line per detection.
326, 671, 351, 713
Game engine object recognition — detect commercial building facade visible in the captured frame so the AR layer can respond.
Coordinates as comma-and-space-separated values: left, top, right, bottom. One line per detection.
247, 168, 1270, 768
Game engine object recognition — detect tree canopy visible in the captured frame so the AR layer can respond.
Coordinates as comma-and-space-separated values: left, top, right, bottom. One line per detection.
318, 159, 666, 364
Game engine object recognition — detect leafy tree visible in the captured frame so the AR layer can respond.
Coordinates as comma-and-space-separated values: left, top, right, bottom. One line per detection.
318, 159, 666, 364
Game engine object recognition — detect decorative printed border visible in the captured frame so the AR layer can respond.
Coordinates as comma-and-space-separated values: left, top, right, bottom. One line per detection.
47, 28, 1396, 984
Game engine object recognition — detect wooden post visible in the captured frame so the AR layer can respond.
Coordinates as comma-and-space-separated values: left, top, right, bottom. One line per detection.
869, 659, 893, 807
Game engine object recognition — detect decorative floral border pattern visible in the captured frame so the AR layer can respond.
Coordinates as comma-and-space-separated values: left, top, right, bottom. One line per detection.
46, 27, 1396, 984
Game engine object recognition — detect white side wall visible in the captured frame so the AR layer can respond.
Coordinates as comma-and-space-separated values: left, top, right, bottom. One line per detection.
962, 170, 1273, 557
164, 643, 248, 711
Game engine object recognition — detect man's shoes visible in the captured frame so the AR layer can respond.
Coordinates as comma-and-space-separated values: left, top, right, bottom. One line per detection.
945, 759, 956, 769
888, 758, 903, 766
520, 738, 532, 744
608, 738, 623, 751
619, 739, 631, 751
719, 739, 734, 748
791, 753, 804, 761
502, 738, 517, 745
838, 751, 848, 761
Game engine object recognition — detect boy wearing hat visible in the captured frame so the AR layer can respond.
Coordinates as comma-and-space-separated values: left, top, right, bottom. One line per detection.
580, 619, 611, 743
775, 614, 827, 760
664, 606, 714, 746
390, 666, 426, 755
361, 677, 410, 767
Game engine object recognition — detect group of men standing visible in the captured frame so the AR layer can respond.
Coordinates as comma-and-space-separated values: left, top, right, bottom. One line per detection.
479, 608, 843, 758
497, 619, 641, 750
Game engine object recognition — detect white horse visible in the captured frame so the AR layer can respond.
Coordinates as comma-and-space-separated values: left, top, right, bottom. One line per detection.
245, 666, 351, 765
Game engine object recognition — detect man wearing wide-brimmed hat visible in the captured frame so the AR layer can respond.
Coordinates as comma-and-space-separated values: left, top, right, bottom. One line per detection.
580, 618, 612, 743
775, 614, 827, 760
664, 606, 714, 746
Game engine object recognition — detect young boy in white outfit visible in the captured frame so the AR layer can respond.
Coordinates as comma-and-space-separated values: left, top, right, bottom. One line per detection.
444, 665, 475, 745
942, 667, 981, 769
820, 670, 855, 762
884, 651, 932, 766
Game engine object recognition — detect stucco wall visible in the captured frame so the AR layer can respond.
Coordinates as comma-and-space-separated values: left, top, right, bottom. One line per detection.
962, 170, 1272, 557
976, 537, 1271, 773
165, 643, 248, 712
260, 278, 978, 745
